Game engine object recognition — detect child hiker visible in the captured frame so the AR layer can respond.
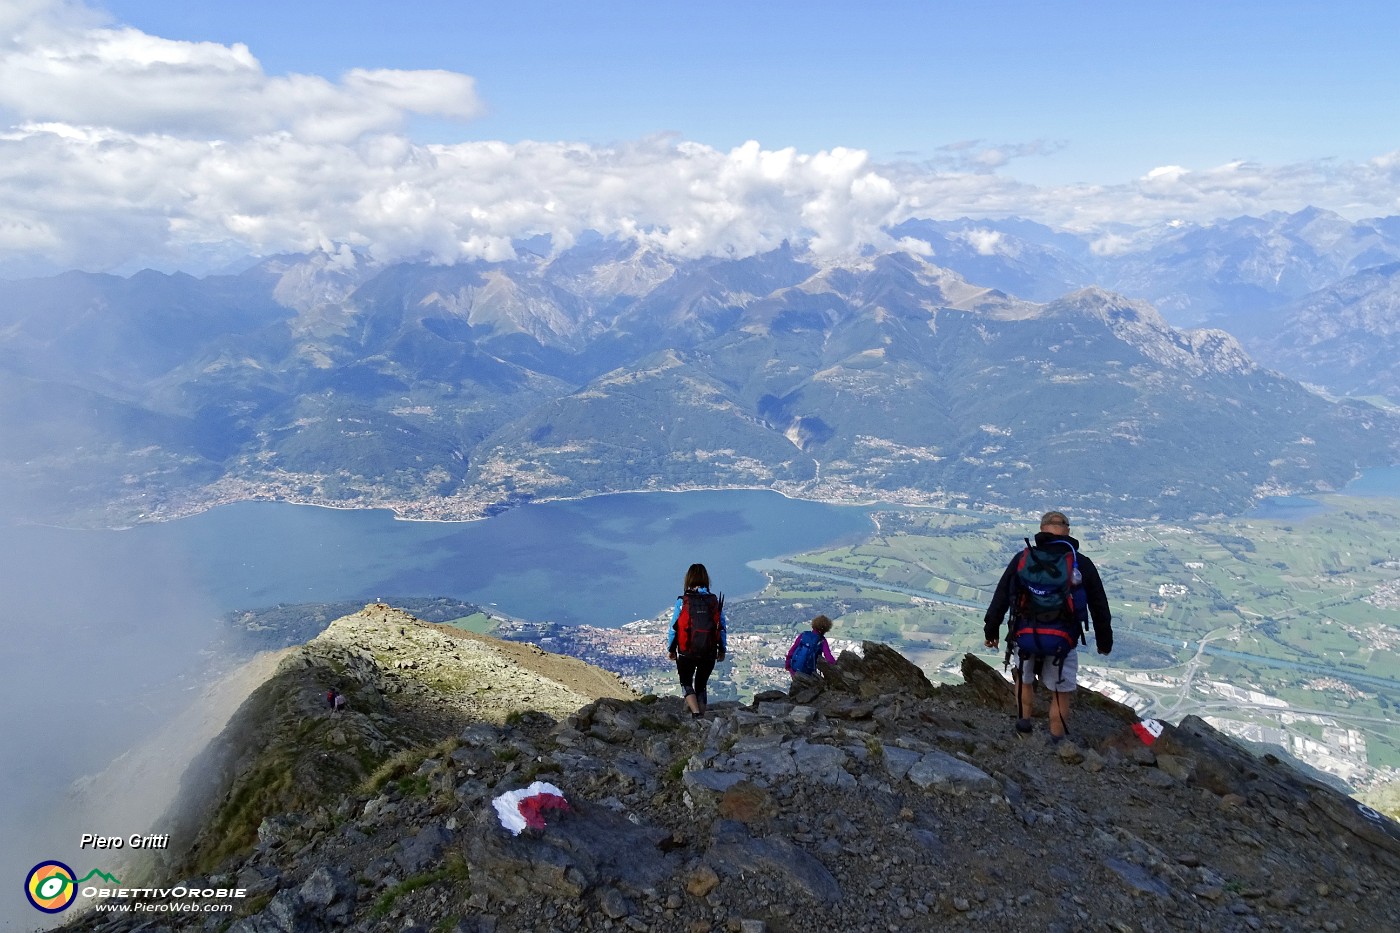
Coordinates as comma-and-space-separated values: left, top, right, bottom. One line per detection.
785, 614, 836, 676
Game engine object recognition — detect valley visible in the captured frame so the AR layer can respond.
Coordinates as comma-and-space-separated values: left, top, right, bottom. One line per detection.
476, 495, 1400, 793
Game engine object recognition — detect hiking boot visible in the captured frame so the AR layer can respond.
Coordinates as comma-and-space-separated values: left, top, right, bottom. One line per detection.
1015, 718, 1033, 734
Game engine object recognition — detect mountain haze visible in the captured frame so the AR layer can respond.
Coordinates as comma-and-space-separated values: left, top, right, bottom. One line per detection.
4, 215, 1397, 526
1248, 261, 1400, 399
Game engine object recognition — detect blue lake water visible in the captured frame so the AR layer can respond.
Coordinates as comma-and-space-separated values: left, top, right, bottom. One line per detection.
2, 488, 874, 776
9, 490, 875, 627
3, 489, 872, 742
1248, 465, 1400, 520
1340, 465, 1400, 497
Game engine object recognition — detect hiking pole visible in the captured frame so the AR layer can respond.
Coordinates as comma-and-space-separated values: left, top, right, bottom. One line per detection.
1005, 638, 1032, 733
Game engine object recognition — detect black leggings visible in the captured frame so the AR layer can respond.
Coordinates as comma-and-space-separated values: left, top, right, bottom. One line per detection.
676, 656, 716, 703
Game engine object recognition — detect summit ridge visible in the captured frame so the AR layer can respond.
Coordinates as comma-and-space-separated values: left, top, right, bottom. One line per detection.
61, 605, 1400, 933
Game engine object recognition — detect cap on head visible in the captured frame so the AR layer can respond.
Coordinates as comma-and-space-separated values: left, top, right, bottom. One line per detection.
1040, 511, 1070, 530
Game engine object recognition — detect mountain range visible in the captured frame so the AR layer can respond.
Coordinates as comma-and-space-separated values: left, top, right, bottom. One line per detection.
2, 208, 1399, 526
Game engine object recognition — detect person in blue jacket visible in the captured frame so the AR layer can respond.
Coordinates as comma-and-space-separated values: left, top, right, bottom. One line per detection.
667, 563, 728, 718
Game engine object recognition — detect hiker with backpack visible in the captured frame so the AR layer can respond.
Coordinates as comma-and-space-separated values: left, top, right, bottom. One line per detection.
983, 511, 1112, 741
785, 614, 836, 676
667, 563, 728, 719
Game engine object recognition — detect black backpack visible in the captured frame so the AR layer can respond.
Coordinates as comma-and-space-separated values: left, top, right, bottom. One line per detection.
676, 591, 722, 660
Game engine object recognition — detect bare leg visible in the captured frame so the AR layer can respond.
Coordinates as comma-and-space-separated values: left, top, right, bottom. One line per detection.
1019, 681, 1036, 721
1048, 690, 1071, 737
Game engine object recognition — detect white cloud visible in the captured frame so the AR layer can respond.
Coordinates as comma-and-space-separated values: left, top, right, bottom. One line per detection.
0, 4, 481, 142
1089, 233, 1136, 257
962, 229, 1006, 256
5, 2, 1400, 276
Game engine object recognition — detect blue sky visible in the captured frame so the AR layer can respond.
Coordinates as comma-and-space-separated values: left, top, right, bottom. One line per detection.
2, 0, 1399, 274
100, 0, 1400, 183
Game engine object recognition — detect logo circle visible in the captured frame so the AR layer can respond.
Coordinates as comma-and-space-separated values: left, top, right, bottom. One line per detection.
25, 861, 77, 913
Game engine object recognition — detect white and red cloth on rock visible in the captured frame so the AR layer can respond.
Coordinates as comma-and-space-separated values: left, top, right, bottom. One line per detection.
491, 781, 570, 835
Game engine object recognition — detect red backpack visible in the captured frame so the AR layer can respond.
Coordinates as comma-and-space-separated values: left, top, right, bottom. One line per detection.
675, 591, 722, 659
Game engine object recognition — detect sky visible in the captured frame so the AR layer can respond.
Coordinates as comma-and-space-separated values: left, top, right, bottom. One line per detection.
3, 0, 1400, 276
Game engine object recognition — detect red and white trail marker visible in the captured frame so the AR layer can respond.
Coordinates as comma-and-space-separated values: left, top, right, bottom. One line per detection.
492, 781, 571, 835
1132, 719, 1165, 745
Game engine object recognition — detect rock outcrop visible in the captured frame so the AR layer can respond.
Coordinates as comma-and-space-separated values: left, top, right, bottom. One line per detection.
62, 608, 1400, 933
150, 605, 639, 880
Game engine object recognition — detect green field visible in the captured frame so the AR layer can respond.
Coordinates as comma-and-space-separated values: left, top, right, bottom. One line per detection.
442, 612, 496, 634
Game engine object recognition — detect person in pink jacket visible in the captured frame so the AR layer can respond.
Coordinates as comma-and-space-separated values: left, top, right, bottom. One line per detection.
785, 614, 836, 675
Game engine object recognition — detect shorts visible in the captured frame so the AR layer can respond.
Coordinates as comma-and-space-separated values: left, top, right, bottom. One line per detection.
1018, 648, 1078, 692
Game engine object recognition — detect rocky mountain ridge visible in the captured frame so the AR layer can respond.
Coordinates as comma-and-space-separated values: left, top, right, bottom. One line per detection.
62, 605, 1400, 933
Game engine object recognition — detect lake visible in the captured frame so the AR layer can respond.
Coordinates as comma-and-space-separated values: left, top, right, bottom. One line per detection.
1340, 465, 1400, 497
7, 489, 876, 627
1247, 465, 1400, 520
0, 491, 872, 808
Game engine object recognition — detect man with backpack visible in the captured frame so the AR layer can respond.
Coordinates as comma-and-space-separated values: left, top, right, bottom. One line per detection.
983, 511, 1112, 741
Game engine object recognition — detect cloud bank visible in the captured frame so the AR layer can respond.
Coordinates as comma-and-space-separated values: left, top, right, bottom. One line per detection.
4, 1, 1400, 276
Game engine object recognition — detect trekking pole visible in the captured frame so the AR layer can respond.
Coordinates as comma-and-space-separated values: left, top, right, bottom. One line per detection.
1005, 639, 1028, 727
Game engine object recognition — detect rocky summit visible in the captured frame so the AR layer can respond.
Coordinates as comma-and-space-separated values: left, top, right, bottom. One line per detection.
64, 606, 1400, 933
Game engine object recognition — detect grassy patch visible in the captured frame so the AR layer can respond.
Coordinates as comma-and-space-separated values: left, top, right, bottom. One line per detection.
664, 756, 689, 783
442, 612, 496, 634
359, 737, 459, 796
369, 853, 470, 919
179, 673, 389, 876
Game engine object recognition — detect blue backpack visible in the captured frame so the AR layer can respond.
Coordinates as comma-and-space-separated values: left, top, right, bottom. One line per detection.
1012, 538, 1086, 662
789, 630, 824, 675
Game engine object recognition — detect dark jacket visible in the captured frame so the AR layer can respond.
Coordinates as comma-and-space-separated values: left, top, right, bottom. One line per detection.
984, 532, 1112, 653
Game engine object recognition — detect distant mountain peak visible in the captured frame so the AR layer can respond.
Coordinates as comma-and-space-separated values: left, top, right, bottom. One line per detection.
1047, 286, 1164, 325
